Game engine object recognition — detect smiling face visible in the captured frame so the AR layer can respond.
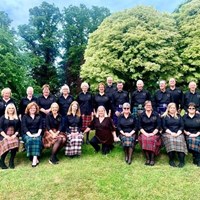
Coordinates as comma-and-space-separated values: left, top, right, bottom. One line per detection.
29, 105, 37, 115
168, 104, 177, 115
3, 90, 11, 100
51, 103, 59, 114
144, 101, 152, 111
97, 106, 105, 117
99, 84, 105, 93
43, 87, 50, 96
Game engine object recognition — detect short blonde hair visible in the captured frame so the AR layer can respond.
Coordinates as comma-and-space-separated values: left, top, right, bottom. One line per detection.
25, 102, 40, 115
81, 82, 89, 89
67, 101, 81, 117
50, 102, 59, 112
5, 103, 18, 120
1, 88, 12, 97
60, 84, 70, 94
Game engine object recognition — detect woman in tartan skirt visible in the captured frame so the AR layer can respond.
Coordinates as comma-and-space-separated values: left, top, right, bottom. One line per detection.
0, 103, 20, 169
64, 101, 83, 157
161, 103, 188, 168
138, 101, 161, 166
43, 102, 67, 164
183, 103, 200, 167
117, 103, 137, 165
22, 102, 43, 167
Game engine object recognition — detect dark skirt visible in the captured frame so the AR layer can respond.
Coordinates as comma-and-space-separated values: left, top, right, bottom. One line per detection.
23, 135, 42, 157
81, 115, 92, 131
162, 132, 188, 154
138, 134, 161, 155
186, 135, 200, 153
43, 129, 67, 148
0, 137, 19, 156
120, 134, 136, 148
65, 127, 83, 156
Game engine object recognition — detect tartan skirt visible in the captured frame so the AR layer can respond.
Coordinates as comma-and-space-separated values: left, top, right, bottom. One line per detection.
81, 115, 92, 131
138, 134, 161, 155
120, 134, 136, 148
113, 106, 123, 126
23, 135, 42, 157
65, 127, 83, 156
43, 130, 67, 148
186, 136, 200, 153
162, 132, 188, 154
0, 137, 19, 156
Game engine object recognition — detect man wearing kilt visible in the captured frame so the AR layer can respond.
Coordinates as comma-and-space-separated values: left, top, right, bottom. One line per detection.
161, 103, 188, 168
138, 101, 161, 166
21, 102, 43, 167
64, 101, 83, 157
112, 82, 129, 127
77, 82, 93, 144
0, 104, 20, 169
183, 103, 200, 167
117, 103, 137, 164
153, 80, 173, 115
131, 80, 151, 118
43, 103, 67, 164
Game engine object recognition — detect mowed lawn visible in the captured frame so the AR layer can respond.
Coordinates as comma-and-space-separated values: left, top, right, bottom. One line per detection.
1, 134, 200, 200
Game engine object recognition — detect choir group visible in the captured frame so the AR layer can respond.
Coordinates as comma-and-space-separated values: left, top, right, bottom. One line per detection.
0, 77, 200, 169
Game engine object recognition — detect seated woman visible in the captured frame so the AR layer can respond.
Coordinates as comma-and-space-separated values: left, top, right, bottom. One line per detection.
161, 103, 187, 167
43, 102, 67, 164
22, 102, 42, 167
138, 101, 161, 166
0, 103, 20, 169
64, 101, 83, 157
183, 103, 200, 167
117, 103, 137, 164
84, 106, 119, 155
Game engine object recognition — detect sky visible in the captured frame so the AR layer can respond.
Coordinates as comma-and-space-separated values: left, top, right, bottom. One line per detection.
0, 0, 185, 28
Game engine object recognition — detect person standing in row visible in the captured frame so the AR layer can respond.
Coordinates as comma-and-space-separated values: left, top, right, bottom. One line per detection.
131, 80, 151, 118
183, 81, 200, 113
153, 80, 173, 115
112, 81, 129, 126
77, 82, 93, 144
105, 76, 117, 100
183, 103, 200, 167
138, 101, 161, 166
0, 103, 20, 169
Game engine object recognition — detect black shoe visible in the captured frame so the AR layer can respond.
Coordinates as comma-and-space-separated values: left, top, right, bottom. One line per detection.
9, 161, 15, 169
0, 160, 8, 169
193, 158, 197, 165
149, 160, 155, 166
145, 160, 150, 166
177, 162, 185, 168
169, 161, 176, 167
49, 158, 58, 165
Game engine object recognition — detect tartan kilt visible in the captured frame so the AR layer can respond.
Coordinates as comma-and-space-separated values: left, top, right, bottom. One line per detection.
81, 115, 92, 131
162, 132, 188, 154
120, 134, 136, 148
186, 136, 200, 153
65, 127, 83, 156
0, 137, 19, 156
132, 106, 144, 118
113, 106, 123, 126
23, 135, 42, 157
43, 130, 67, 148
138, 134, 161, 155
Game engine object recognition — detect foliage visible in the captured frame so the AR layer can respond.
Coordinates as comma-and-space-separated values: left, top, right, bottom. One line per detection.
174, 0, 200, 86
18, 1, 61, 93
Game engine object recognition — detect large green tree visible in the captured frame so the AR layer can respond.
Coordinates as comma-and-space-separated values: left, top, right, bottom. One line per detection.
174, 0, 200, 86
18, 1, 61, 92
61, 4, 110, 93
81, 6, 182, 91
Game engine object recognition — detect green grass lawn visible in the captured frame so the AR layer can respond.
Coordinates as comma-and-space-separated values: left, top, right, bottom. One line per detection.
0, 135, 200, 200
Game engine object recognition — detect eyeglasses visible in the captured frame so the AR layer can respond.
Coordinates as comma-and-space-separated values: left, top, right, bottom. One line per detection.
123, 107, 130, 110
188, 107, 195, 110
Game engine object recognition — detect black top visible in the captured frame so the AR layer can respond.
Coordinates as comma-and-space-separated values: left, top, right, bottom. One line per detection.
46, 113, 63, 132
0, 116, 20, 133
117, 114, 137, 133
64, 114, 82, 133
21, 114, 42, 135
37, 95, 56, 118
139, 111, 161, 133
183, 114, 200, 134
105, 84, 117, 99
112, 90, 129, 111
19, 96, 38, 116
57, 95, 74, 116
167, 87, 183, 110
131, 89, 151, 108
0, 98, 16, 117
153, 90, 173, 108
77, 92, 93, 115
183, 91, 200, 112
93, 93, 111, 113
162, 115, 183, 132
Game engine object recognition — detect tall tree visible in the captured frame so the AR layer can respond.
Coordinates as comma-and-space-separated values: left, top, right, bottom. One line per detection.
61, 4, 110, 93
18, 1, 61, 92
